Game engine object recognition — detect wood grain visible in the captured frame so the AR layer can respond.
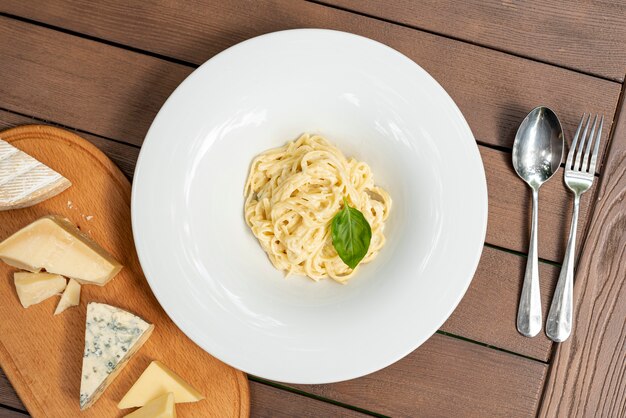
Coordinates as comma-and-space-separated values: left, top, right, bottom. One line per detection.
322, 0, 626, 82
539, 93, 626, 417
0, 2, 622, 417
441, 246, 557, 361
0, 110, 138, 179
0, 16, 191, 147
0, 7, 620, 170
249, 382, 370, 417
0, 126, 249, 418
292, 333, 547, 417
0, 409, 28, 418
0, 370, 23, 411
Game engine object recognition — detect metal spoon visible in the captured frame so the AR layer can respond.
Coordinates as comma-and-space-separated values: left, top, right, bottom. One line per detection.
512, 106, 564, 337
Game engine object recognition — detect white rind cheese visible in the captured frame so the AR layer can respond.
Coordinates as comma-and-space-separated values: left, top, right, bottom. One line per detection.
0, 215, 123, 285
80, 302, 154, 410
54, 278, 81, 315
14, 272, 67, 308
0, 139, 71, 210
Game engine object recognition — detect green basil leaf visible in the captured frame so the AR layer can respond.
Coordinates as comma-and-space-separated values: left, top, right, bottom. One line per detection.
331, 197, 372, 269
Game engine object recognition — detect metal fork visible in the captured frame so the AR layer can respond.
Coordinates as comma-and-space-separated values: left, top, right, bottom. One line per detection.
545, 114, 603, 342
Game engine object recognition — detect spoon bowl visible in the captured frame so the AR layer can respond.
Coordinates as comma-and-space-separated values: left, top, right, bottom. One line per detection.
513, 106, 563, 337
513, 107, 564, 188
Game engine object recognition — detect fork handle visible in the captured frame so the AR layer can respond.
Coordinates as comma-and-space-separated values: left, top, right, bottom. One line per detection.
517, 188, 542, 337
546, 195, 580, 342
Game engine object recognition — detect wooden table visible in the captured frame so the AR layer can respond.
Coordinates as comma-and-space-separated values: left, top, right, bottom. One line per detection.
0, 1, 624, 417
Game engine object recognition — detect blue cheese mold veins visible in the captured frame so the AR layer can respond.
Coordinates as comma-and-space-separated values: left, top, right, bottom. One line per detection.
79, 302, 154, 410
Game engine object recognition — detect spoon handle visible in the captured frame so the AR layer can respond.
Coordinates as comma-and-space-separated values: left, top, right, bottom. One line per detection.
517, 188, 542, 337
546, 194, 579, 342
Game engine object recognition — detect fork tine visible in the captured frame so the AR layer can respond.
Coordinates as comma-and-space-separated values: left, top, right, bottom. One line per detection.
574, 114, 591, 171
588, 115, 604, 174
581, 115, 598, 172
567, 113, 585, 169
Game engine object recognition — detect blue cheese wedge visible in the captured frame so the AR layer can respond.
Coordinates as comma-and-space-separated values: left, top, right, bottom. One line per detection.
80, 302, 154, 410
0, 139, 71, 210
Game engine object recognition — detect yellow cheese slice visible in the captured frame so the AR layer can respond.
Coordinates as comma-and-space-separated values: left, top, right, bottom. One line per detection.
80, 303, 154, 410
54, 278, 81, 315
0, 215, 122, 285
0, 139, 71, 210
124, 393, 176, 418
14, 272, 66, 308
118, 361, 204, 409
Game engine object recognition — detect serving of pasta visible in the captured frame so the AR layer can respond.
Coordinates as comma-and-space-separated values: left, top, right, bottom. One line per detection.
244, 134, 391, 283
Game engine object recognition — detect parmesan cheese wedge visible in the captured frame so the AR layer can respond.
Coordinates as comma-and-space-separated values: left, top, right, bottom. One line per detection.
118, 361, 204, 409
0, 215, 122, 285
124, 393, 176, 418
54, 278, 81, 315
14, 272, 66, 308
0, 139, 71, 210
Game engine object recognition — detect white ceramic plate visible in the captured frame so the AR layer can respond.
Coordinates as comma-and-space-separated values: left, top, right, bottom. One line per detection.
132, 29, 488, 384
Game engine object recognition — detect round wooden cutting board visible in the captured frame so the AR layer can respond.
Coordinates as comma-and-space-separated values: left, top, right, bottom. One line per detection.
0, 125, 250, 417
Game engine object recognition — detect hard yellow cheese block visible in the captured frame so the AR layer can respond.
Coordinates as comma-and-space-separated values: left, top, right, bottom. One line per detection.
14, 272, 66, 308
0, 215, 122, 285
54, 278, 81, 315
118, 361, 204, 409
124, 393, 176, 418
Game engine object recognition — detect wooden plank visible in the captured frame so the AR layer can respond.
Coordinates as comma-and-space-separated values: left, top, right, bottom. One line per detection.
0, 409, 28, 418
441, 246, 556, 361
0, 16, 191, 147
0, 4, 620, 168
250, 382, 370, 417
0, 17, 604, 263
0, 110, 138, 179
322, 0, 626, 82
292, 333, 547, 417
539, 92, 626, 417
0, 370, 24, 412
